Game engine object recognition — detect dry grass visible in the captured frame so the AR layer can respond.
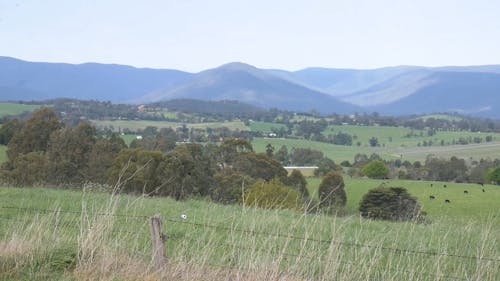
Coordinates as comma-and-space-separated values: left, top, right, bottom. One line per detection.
0, 186, 498, 281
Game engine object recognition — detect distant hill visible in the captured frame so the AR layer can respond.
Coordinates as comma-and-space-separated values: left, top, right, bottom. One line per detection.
269, 66, 427, 97
1, 56, 500, 118
371, 71, 500, 117
144, 62, 362, 114
0, 56, 192, 103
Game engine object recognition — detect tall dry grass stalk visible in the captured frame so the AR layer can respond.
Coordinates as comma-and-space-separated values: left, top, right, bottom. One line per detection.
0, 184, 498, 280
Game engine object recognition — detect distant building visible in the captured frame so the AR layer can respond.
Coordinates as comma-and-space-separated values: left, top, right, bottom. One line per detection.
284, 166, 319, 177
137, 105, 146, 111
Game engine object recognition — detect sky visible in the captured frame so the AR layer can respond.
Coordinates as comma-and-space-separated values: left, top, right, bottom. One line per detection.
1, 0, 499, 72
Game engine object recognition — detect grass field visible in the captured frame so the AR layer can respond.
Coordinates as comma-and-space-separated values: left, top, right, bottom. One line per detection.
253, 137, 390, 163
92, 120, 249, 132
306, 177, 500, 220
249, 121, 287, 133
323, 124, 500, 148
0, 184, 498, 280
0, 102, 40, 118
253, 136, 500, 163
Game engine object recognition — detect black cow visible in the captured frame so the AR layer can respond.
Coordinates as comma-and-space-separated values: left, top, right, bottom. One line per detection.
445, 199, 451, 203
464, 190, 469, 194
429, 195, 435, 200
443, 184, 447, 188
482, 189, 486, 192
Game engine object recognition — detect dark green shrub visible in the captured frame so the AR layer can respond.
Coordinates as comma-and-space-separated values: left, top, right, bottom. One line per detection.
359, 186, 424, 221
285, 169, 309, 199
318, 172, 347, 213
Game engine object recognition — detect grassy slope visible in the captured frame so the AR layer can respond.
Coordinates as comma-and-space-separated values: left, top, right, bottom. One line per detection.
0, 186, 498, 280
92, 120, 249, 132
0, 102, 40, 118
252, 137, 387, 163
323, 124, 500, 148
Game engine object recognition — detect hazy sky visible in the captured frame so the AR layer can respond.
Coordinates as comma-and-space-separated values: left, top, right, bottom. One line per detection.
1, 0, 499, 72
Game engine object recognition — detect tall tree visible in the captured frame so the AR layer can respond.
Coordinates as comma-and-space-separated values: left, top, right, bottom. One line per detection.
318, 171, 347, 212
46, 123, 96, 184
285, 169, 309, 199
0, 118, 23, 145
7, 108, 62, 160
86, 133, 127, 183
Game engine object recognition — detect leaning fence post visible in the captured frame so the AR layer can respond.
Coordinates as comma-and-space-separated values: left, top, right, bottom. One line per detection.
150, 214, 167, 269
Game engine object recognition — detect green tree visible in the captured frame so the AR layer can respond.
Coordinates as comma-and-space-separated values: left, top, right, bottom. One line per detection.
487, 166, 500, 185
244, 179, 302, 210
274, 145, 289, 165
217, 138, 254, 169
46, 123, 96, 184
290, 148, 323, 166
107, 148, 165, 194
0, 152, 48, 186
285, 169, 309, 199
318, 171, 347, 212
233, 152, 288, 182
0, 118, 23, 145
369, 137, 379, 147
7, 108, 62, 160
86, 133, 127, 183
359, 186, 424, 222
362, 160, 389, 179
211, 169, 254, 204
314, 157, 340, 177
265, 143, 275, 157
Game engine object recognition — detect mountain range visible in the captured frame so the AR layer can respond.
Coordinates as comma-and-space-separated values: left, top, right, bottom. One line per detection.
1, 56, 500, 118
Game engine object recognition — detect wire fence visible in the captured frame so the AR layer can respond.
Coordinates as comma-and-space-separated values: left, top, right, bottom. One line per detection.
1, 205, 498, 263
0, 205, 498, 281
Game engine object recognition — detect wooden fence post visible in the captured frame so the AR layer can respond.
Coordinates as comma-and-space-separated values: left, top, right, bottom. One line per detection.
150, 214, 167, 269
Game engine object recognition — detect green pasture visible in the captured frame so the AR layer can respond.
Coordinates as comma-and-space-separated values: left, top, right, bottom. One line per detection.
249, 121, 287, 133
253, 136, 500, 163
252, 137, 391, 163
306, 177, 500, 221
0, 185, 498, 280
0, 102, 39, 118
323, 124, 500, 148
92, 120, 249, 132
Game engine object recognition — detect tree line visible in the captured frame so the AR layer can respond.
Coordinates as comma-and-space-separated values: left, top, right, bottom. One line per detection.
0, 108, 349, 214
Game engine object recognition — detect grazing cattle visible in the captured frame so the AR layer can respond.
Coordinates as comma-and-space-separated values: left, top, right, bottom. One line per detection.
445, 199, 451, 203
429, 195, 435, 200
482, 189, 486, 192
430, 183, 433, 187
464, 190, 468, 194
443, 184, 447, 188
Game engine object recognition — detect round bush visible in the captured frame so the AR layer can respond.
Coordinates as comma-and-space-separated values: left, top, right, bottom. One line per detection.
359, 186, 424, 221
362, 160, 389, 179
244, 179, 302, 210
